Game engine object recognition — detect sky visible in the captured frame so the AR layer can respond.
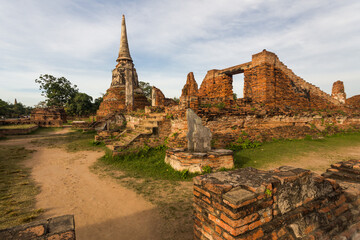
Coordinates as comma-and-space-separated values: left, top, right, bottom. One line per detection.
0, 0, 359, 107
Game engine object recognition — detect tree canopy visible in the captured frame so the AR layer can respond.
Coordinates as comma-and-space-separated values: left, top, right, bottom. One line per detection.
35, 74, 79, 107
0, 99, 32, 118
139, 81, 152, 100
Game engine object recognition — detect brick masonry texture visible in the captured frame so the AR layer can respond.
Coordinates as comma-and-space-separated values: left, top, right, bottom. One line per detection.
193, 162, 360, 239
180, 72, 200, 109
347, 95, 360, 109
96, 86, 150, 119
152, 86, 177, 107
165, 148, 234, 173
0, 215, 75, 240
331, 80, 346, 104
180, 49, 347, 111
30, 107, 67, 127
166, 111, 360, 149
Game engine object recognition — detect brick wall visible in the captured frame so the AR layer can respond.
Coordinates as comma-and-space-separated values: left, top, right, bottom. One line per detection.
166, 112, 360, 149
193, 165, 360, 239
97, 86, 150, 119
30, 107, 67, 127
180, 50, 344, 111
0, 215, 75, 240
198, 70, 234, 106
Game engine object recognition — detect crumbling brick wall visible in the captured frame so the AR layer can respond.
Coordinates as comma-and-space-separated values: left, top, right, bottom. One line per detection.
181, 50, 343, 111
180, 72, 200, 109
30, 107, 67, 127
198, 70, 233, 106
332, 80, 346, 104
97, 86, 150, 119
243, 50, 339, 110
347, 95, 360, 109
0, 215, 75, 240
152, 86, 177, 107
193, 165, 360, 239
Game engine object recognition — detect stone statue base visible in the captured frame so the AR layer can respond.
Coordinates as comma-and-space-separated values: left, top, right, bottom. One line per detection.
165, 148, 234, 173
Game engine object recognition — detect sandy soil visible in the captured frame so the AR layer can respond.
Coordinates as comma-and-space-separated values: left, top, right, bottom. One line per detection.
2, 131, 167, 240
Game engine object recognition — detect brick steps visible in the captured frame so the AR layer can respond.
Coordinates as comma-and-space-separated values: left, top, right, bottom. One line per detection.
110, 112, 166, 152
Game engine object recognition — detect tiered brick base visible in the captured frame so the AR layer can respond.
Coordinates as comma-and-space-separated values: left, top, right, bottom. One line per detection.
165, 148, 233, 173
193, 165, 360, 239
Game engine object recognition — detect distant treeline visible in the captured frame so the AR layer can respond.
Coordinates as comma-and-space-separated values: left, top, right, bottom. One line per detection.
0, 99, 32, 118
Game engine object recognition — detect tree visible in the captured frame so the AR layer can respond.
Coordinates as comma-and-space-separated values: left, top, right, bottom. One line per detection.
0, 99, 10, 117
92, 96, 103, 113
65, 92, 93, 116
35, 74, 78, 107
139, 81, 152, 100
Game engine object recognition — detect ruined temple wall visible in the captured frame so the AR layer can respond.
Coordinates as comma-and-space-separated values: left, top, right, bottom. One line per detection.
198, 70, 233, 106
243, 50, 339, 109
167, 114, 360, 149
194, 166, 360, 239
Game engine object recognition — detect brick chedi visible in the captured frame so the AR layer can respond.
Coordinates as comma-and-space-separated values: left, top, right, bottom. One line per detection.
97, 15, 149, 119
332, 80, 346, 104
180, 72, 199, 109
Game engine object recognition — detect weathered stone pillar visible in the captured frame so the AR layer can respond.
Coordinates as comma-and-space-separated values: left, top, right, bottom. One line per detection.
125, 68, 134, 111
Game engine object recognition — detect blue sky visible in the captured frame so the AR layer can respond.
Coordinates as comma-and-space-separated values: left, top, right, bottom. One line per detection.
0, 0, 359, 106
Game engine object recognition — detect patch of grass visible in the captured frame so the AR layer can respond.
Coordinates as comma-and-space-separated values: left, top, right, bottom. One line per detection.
0, 124, 37, 129
30, 127, 62, 135
234, 131, 360, 169
0, 145, 43, 229
30, 130, 106, 152
98, 145, 199, 181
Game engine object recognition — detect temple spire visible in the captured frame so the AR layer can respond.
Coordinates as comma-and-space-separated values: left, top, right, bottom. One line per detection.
117, 15, 132, 62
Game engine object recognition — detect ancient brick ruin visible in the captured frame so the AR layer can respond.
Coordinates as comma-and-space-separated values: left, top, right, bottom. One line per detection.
332, 80, 347, 104
180, 49, 346, 110
151, 86, 177, 107
96, 15, 150, 120
0, 215, 75, 240
193, 161, 360, 239
30, 107, 67, 127
165, 109, 234, 173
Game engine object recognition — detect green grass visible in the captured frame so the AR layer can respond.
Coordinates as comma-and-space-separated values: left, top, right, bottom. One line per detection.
30, 129, 106, 152
0, 124, 37, 129
31, 127, 62, 134
98, 145, 199, 181
234, 132, 360, 169
0, 146, 43, 229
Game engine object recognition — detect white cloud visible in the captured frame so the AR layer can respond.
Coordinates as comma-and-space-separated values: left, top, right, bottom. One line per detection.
0, 0, 359, 106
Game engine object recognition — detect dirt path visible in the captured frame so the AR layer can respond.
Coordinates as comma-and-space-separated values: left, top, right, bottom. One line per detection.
2, 132, 166, 240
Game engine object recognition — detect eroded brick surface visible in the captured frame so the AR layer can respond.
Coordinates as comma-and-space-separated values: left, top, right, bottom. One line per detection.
193, 164, 360, 239
0, 215, 75, 240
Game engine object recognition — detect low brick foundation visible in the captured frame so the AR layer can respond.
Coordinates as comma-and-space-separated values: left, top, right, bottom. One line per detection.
0, 215, 75, 240
193, 164, 360, 239
0, 125, 38, 135
165, 148, 234, 173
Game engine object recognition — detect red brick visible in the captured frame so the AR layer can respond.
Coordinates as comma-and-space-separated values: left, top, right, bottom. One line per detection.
194, 186, 211, 198
245, 228, 264, 240
335, 194, 346, 207
334, 203, 349, 216
220, 212, 259, 228
223, 231, 236, 240
248, 220, 263, 231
